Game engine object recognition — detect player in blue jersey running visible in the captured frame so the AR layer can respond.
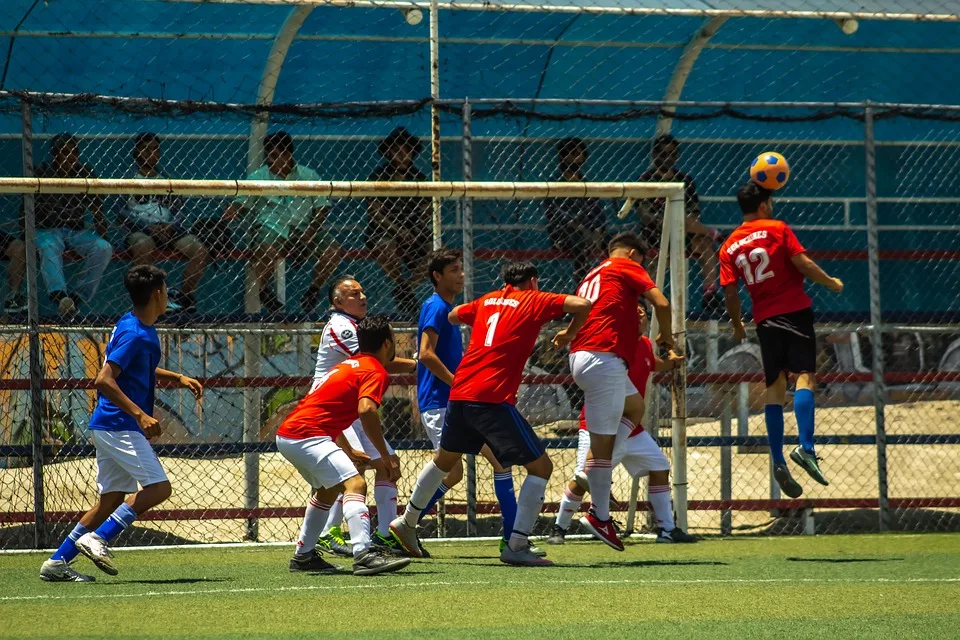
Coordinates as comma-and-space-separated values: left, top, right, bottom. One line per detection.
40, 265, 203, 582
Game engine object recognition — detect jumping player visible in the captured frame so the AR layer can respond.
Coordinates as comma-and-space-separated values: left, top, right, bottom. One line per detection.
415, 249, 535, 557
40, 265, 203, 582
548, 304, 694, 544
390, 261, 591, 566
313, 276, 416, 555
276, 314, 411, 576
569, 231, 676, 551
720, 181, 844, 497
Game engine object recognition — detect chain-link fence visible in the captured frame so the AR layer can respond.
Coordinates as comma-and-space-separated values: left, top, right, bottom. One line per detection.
1, 92, 959, 548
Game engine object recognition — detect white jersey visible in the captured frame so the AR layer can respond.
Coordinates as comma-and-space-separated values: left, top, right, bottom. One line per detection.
313, 311, 360, 382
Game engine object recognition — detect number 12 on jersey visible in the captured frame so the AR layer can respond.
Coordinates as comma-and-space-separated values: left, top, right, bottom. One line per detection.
735, 248, 774, 285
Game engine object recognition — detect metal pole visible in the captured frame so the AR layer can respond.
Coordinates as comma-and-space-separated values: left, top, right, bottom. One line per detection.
667, 192, 688, 532
720, 390, 732, 535
864, 103, 889, 532
22, 100, 45, 549
461, 100, 477, 536
429, 0, 442, 250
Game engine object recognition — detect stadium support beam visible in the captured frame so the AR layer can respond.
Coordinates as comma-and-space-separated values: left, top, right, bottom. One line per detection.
655, 16, 728, 138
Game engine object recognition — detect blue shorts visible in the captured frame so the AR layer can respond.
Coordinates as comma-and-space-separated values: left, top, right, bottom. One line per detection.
440, 400, 545, 468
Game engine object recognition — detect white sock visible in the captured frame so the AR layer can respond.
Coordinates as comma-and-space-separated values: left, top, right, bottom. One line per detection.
508, 475, 548, 552
555, 486, 583, 530
320, 495, 343, 536
342, 493, 371, 556
295, 496, 331, 554
649, 484, 675, 531
374, 481, 398, 536
403, 461, 447, 527
585, 459, 613, 520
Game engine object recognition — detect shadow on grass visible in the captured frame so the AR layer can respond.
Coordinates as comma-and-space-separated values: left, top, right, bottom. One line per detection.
786, 557, 905, 564
444, 559, 728, 569
116, 577, 232, 586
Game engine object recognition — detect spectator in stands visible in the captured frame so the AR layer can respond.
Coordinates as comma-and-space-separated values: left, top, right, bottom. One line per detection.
121, 133, 208, 314
0, 232, 26, 314
34, 134, 113, 317
225, 131, 341, 315
636, 134, 725, 315
542, 137, 607, 286
366, 127, 431, 317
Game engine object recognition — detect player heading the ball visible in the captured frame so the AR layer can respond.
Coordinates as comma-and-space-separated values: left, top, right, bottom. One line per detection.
720, 181, 843, 498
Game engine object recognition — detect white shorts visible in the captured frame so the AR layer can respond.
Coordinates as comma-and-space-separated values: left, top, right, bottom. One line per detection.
421, 408, 445, 450
342, 421, 396, 461
92, 429, 168, 495
570, 351, 638, 436
277, 435, 359, 490
574, 424, 669, 478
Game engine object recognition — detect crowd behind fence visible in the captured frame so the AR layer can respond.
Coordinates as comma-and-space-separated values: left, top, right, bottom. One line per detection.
0, 95, 959, 549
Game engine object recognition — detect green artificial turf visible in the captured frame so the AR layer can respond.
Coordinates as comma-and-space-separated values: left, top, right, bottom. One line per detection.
1, 534, 958, 639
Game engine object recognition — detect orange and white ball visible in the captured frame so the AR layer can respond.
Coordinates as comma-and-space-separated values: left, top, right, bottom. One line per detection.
749, 152, 790, 191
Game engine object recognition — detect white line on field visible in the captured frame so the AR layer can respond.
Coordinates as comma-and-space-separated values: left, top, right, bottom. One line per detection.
2, 577, 958, 603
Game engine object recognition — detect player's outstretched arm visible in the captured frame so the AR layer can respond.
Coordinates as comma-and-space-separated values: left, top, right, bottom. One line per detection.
418, 328, 455, 386
723, 284, 747, 341
156, 367, 203, 399
358, 398, 399, 481
551, 295, 591, 348
644, 287, 675, 350
384, 358, 417, 375
96, 362, 161, 438
791, 253, 844, 293
448, 305, 466, 326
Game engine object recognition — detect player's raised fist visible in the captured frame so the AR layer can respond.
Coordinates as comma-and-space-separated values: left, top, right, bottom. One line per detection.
139, 414, 162, 440
828, 278, 844, 294
732, 323, 747, 342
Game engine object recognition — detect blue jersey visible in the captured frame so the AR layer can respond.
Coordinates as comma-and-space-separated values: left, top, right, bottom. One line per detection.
417, 293, 463, 412
89, 312, 161, 433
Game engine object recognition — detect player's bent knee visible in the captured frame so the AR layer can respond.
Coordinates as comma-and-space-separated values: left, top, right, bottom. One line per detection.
343, 474, 367, 495
648, 470, 670, 486
525, 453, 553, 479
444, 460, 464, 487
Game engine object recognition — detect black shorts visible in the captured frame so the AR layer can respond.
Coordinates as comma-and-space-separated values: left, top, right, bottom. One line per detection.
756, 307, 818, 386
440, 400, 546, 468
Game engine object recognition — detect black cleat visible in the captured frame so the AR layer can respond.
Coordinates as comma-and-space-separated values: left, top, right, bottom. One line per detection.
353, 548, 411, 576
546, 525, 567, 545
289, 549, 340, 573
774, 463, 804, 498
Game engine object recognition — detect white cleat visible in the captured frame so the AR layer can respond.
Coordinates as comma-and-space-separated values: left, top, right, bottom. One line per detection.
388, 518, 423, 559
75, 532, 118, 576
40, 559, 95, 582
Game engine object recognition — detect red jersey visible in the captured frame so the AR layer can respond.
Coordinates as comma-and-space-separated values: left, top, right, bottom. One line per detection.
276, 354, 389, 441
570, 257, 656, 365
719, 218, 811, 324
450, 286, 567, 405
579, 336, 655, 436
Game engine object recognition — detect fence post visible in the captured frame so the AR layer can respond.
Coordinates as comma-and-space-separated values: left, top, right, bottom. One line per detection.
21, 100, 46, 549
461, 99, 477, 536
864, 103, 889, 532
429, 0, 442, 251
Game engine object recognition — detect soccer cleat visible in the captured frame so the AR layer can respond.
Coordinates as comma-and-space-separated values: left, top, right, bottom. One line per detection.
579, 507, 625, 551
500, 539, 547, 558
656, 527, 698, 544
773, 463, 804, 498
353, 548, 411, 576
417, 539, 432, 559
317, 526, 353, 557
546, 525, 567, 545
790, 445, 830, 486
373, 531, 408, 556
40, 559, 95, 582
75, 532, 118, 576
500, 543, 554, 567
388, 518, 423, 559
289, 549, 340, 573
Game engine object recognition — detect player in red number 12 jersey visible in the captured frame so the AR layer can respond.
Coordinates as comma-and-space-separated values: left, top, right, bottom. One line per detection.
569, 231, 676, 551
391, 261, 591, 566
720, 182, 843, 498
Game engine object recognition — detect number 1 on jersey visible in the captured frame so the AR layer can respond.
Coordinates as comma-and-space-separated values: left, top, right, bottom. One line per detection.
484, 311, 500, 347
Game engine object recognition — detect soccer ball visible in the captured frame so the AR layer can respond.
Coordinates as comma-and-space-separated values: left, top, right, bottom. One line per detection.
749, 152, 790, 191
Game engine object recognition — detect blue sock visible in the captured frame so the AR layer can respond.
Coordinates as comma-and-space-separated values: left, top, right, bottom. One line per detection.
794, 388, 816, 454
493, 471, 517, 542
50, 523, 89, 562
764, 404, 786, 465
417, 483, 450, 523
94, 503, 138, 543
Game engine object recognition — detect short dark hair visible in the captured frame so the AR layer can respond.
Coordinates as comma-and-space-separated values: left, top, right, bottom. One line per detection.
264, 131, 294, 155
737, 181, 772, 215
502, 261, 539, 286
608, 231, 645, 255
378, 127, 423, 158
124, 264, 167, 307
427, 249, 461, 288
50, 133, 78, 154
653, 134, 678, 151
328, 274, 358, 306
557, 137, 587, 158
134, 132, 160, 151
357, 314, 393, 353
